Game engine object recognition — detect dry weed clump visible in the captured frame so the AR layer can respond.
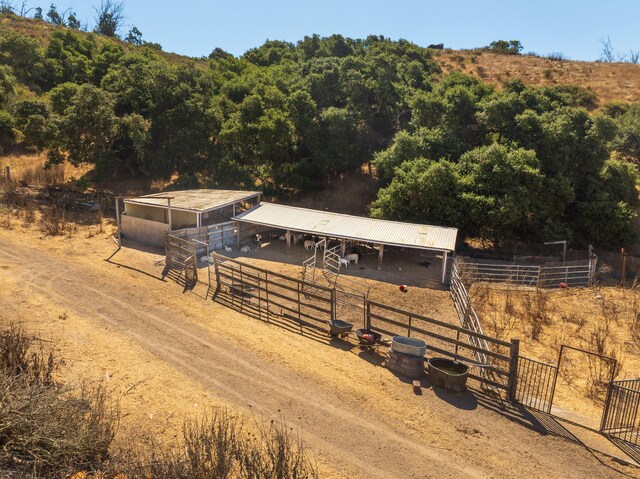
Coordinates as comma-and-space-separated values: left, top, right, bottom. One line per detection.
121, 411, 318, 479
0, 320, 118, 478
521, 288, 555, 341
0, 208, 12, 229
626, 281, 640, 352
471, 282, 555, 342
1, 154, 68, 188
470, 282, 517, 341
0, 321, 56, 384
38, 205, 77, 237
19, 163, 66, 187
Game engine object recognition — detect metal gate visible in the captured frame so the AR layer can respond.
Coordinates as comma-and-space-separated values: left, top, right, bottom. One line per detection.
515, 356, 558, 413
601, 379, 640, 446
165, 233, 198, 285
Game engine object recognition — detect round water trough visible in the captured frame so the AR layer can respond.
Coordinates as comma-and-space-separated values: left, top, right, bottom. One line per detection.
427, 358, 469, 393
391, 336, 427, 357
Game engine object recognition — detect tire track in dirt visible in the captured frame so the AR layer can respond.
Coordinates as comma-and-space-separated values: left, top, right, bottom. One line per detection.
0, 245, 486, 479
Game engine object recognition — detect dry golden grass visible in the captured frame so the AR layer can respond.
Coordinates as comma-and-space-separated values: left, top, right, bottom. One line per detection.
434, 49, 640, 107
0, 153, 91, 187
471, 283, 640, 423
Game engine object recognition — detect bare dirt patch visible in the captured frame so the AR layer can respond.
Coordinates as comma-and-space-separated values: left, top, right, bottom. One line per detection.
0, 223, 638, 477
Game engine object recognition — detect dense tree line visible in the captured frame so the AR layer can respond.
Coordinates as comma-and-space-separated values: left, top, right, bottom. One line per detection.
0, 15, 638, 247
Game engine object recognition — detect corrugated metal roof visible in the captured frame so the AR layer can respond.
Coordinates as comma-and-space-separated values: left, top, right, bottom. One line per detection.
124, 189, 261, 213
234, 203, 458, 252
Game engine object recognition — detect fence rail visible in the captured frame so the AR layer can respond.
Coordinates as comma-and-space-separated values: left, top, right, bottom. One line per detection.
211, 252, 335, 329
601, 379, 640, 446
365, 300, 516, 392
456, 257, 595, 288
170, 221, 238, 253
450, 260, 490, 367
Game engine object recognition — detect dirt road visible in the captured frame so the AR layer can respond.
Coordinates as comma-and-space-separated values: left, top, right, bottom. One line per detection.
0, 229, 637, 478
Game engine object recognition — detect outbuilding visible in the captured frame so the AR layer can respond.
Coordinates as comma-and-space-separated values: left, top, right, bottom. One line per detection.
233, 202, 458, 283
119, 189, 261, 246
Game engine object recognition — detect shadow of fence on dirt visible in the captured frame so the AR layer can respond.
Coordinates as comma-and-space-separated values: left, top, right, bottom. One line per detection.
473, 391, 640, 470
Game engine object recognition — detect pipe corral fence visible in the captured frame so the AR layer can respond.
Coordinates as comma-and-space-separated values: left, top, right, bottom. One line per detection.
454, 256, 597, 288
162, 228, 640, 458
207, 250, 519, 395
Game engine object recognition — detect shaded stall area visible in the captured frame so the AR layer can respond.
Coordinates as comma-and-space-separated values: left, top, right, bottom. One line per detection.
233, 202, 457, 284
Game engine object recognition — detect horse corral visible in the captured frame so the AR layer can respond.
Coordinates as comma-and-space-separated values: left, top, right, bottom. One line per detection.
153, 189, 640, 467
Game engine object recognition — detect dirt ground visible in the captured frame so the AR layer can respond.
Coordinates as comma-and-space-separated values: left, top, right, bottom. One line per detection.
0, 221, 639, 478
471, 283, 640, 430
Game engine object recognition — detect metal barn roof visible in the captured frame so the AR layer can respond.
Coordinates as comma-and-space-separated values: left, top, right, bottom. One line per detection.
124, 189, 261, 213
234, 203, 458, 252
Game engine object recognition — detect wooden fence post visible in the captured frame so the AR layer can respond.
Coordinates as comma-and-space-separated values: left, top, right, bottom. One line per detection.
507, 338, 520, 402
330, 288, 336, 322
4, 166, 9, 181
620, 248, 627, 286
365, 300, 371, 329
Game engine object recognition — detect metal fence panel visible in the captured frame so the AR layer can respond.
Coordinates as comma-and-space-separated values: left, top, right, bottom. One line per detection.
601, 379, 640, 446
515, 356, 558, 413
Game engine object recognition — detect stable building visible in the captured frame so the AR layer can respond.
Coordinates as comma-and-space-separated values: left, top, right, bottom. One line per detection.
119, 189, 261, 246
233, 202, 458, 283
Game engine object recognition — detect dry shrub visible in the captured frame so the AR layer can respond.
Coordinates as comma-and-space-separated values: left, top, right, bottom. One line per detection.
521, 288, 554, 340
584, 314, 624, 401
628, 281, 640, 351
0, 321, 56, 384
0, 320, 118, 478
20, 198, 36, 225
121, 410, 318, 479
0, 319, 317, 479
471, 282, 518, 341
585, 351, 621, 402
39, 205, 76, 237
0, 210, 11, 229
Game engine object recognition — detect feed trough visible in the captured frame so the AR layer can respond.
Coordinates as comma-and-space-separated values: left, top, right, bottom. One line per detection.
427, 358, 470, 393
391, 336, 427, 357
328, 319, 353, 337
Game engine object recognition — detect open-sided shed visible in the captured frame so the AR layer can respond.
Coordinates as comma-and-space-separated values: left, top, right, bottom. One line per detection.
233, 202, 458, 283
120, 189, 261, 246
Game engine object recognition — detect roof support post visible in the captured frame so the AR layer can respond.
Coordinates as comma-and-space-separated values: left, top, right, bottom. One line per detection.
341, 239, 346, 257
167, 198, 172, 231
442, 251, 448, 284
236, 221, 241, 247
197, 213, 202, 228
115, 197, 122, 247
377, 244, 384, 271
286, 230, 292, 256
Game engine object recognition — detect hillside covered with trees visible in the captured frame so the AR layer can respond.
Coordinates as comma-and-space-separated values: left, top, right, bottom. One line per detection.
0, 12, 639, 248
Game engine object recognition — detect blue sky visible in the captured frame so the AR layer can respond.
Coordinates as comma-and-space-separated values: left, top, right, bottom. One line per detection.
47, 0, 639, 61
